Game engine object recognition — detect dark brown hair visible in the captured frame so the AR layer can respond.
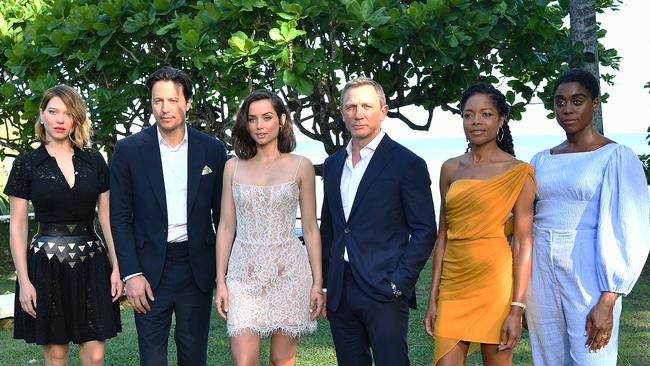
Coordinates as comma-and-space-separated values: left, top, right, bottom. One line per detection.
145, 66, 193, 101
232, 89, 296, 159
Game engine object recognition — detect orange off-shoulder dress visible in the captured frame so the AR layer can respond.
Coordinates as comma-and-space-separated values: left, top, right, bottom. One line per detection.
433, 163, 535, 364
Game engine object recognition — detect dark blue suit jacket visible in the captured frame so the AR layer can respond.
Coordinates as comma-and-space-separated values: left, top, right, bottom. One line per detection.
110, 125, 227, 292
320, 134, 437, 311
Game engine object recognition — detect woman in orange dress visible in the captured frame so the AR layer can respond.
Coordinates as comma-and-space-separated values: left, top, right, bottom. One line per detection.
423, 84, 536, 365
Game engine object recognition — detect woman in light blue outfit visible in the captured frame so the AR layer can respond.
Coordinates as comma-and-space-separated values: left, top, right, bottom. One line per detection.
526, 68, 650, 365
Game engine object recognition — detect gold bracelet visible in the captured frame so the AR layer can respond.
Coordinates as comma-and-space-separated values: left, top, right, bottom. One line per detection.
511, 301, 526, 311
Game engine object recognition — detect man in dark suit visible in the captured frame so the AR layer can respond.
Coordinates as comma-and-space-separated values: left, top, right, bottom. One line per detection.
320, 77, 437, 366
110, 66, 227, 365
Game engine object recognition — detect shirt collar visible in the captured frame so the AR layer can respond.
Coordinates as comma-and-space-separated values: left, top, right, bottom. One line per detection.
345, 129, 385, 157
157, 123, 188, 149
32, 144, 93, 167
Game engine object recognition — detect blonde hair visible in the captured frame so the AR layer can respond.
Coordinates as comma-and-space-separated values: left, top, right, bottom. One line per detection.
340, 77, 387, 108
36, 85, 91, 148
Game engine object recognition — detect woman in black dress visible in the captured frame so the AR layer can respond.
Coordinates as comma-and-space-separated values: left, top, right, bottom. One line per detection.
5, 85, 122, 365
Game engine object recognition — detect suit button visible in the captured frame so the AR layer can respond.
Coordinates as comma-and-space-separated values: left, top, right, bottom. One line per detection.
163, 228, 168, 233
344, 228, 350, 233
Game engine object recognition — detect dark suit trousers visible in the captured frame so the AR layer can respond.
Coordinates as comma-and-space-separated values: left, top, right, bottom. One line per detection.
134, 242, 212, 366
329, 263, 410, 366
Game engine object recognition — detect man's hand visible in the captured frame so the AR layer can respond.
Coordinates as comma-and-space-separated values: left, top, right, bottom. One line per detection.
125, 275, 154, 313
321, 293, 328, 320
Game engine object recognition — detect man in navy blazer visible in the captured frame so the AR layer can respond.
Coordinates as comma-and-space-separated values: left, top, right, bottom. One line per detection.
320, 77, 437, 366
110, 67, 227, 365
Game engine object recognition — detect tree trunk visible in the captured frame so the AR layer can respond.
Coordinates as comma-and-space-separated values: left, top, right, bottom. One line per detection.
569, 0, 604, 134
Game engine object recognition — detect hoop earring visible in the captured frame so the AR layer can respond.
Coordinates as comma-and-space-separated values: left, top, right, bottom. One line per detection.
497, 127, 504, 142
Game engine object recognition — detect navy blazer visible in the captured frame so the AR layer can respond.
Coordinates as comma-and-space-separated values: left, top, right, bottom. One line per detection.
320, 134, 437, 311
110, 125, 227, 292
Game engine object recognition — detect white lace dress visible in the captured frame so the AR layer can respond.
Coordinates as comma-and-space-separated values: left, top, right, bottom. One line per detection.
226, 159, 316, 337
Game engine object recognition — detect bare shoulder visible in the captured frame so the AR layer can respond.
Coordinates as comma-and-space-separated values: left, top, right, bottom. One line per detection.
223, 157, 238, 173
440, 156, 463, 182
293, 154, 315, 177
442, 154, 465, 172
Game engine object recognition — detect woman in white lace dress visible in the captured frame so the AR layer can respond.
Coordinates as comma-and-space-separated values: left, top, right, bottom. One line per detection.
215, 89, 324, 365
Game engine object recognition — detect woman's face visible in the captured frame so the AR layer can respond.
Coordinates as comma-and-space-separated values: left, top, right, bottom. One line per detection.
462, 93, 504, 147
40, 96, 74, 144
246, 99, 283, 147
553, 81, 599, 135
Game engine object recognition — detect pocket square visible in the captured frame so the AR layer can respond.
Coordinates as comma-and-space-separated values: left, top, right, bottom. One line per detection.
202, 165, 213, 175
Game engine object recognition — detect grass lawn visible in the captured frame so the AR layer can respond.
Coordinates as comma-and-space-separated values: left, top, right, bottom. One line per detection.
1, 220, 648, 365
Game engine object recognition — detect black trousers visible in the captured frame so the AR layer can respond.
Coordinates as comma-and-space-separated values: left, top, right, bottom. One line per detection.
134, 242, 212, 366
328, 263, 410, 366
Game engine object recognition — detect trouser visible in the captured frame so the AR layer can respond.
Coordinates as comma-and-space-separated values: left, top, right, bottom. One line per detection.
328, 262, 410, 366
526, 226, 621, 366
134, 242, 213, 366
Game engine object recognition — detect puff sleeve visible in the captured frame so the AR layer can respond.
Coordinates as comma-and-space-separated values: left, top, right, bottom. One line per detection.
596, 145, 650, 296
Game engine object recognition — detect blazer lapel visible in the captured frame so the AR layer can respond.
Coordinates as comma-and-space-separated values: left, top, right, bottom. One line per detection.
327, 149, 347, 222
186, 127, 205, 216
348, 135, 395, 219
140, 126, 167, 215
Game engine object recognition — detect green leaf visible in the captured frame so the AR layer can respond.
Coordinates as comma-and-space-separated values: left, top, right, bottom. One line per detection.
153, 0, 172, 11
0, 83, 15, 97
127, 68, 140, 82
228, 34, 247, 53
41, 47, 62, 57
294, 76, 313, 95
283, 69, 297, 86
294, 62, 307, 75
156, 22, 177, 35
181, 29, 200, 47
269, 28, 282, 42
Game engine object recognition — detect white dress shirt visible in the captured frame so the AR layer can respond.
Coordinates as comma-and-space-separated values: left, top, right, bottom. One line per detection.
158, 125, 189, 243
340, 130, 385, 261
123, 125, 190, 282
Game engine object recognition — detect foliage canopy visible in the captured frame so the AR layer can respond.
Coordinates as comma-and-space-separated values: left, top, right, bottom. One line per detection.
0, 0, 620, 159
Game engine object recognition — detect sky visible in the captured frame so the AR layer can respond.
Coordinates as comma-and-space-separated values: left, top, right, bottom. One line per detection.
320, 1, 650, 143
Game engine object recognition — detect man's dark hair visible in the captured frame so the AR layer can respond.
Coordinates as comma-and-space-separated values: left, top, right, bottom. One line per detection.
552, 68, 600, 100
145, 66, 193, 101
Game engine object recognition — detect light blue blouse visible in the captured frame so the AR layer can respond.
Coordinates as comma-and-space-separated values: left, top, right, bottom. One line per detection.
531, 143, 650, 296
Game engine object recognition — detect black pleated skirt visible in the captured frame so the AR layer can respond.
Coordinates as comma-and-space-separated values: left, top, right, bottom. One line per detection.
13, 222, 121, 344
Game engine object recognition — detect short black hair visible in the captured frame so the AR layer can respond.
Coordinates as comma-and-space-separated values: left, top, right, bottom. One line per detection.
145, 66, 193, 101
552, 68, 599, 100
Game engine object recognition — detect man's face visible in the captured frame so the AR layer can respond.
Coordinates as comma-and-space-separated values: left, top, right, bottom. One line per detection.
151, 80, 191, 135
341, 84, 387, 146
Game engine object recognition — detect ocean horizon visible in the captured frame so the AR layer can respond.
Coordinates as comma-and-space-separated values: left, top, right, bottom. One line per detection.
293, 132, 649, 219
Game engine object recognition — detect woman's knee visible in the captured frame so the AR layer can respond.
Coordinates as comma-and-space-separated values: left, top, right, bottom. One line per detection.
43, 344, 70, 365
79, 340, 105, 366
